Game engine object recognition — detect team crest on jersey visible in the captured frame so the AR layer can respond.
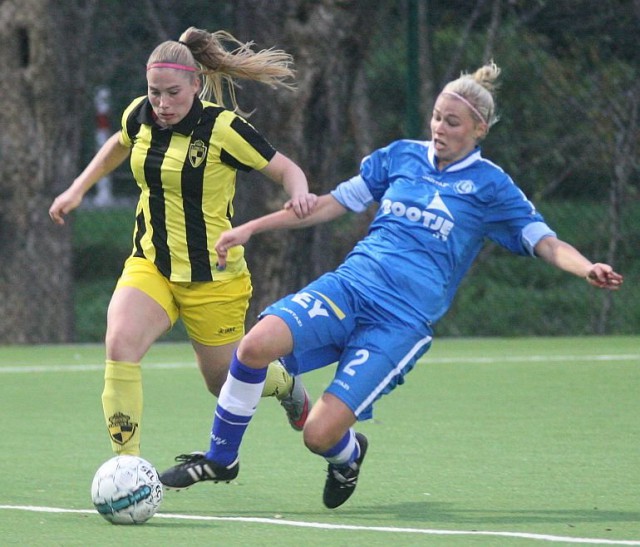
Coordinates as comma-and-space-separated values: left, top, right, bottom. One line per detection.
107, 412, 138, 445
454, 180, 476, 194
189, 139, 208, 168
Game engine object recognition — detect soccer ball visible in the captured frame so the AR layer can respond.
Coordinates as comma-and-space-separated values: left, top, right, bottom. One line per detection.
91, 455, 163, 524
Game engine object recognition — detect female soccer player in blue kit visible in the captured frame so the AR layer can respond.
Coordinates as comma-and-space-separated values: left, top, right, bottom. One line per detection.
160, 62, 623, 508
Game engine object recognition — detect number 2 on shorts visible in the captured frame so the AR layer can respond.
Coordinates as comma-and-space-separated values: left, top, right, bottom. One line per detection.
343, 349, 370, 377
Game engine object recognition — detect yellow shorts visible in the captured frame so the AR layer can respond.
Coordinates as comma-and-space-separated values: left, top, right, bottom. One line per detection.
115, 256, 252, 346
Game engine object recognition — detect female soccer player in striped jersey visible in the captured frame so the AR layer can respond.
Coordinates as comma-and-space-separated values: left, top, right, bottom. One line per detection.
49, 27, 316, 457
159, 61, 623, 508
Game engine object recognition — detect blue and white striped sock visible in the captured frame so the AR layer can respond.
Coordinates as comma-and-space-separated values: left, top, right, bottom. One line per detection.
206, 352, 267, 465
321, 428, 358, 467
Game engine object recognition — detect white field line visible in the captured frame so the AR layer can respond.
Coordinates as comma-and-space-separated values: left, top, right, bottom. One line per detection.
0, 505, 639, 545
0, 353, 638, 374
0, 362, 190, 373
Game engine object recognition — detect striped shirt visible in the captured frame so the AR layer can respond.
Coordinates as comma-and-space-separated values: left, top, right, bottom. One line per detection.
119, 96, 276, 281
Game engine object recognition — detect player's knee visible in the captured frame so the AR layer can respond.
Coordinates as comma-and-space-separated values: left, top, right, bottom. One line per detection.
302, 430, 328, 454
237, 316, 292, 367
302, 423, 340, 454
105, 326, 139, 359
236, 330, 274, 367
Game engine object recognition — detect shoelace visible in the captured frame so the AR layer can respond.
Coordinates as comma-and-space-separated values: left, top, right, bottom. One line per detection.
174, 453, 205, 464
329, 462, 358, 486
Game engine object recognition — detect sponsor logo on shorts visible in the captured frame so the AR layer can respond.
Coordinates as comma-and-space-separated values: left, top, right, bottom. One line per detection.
291, 292, 329, 318
332, 379, 350, 391
281, 307, 303, 326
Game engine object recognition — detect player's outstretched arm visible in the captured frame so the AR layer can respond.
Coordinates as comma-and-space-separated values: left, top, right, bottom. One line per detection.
49, 133, 130, 225
215, 194, 347, 269
534, 236, 623, 290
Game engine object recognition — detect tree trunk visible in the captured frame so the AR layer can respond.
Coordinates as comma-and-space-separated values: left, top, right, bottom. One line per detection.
0, 0, 89, 342
597, 80, 640, 333
232, 0, 380, 324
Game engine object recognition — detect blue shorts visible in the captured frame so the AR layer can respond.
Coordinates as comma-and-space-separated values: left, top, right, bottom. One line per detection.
260, 272, 432, 420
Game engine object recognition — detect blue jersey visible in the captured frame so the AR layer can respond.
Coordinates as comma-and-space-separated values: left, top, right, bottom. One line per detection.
330, 139, 555, 329
263, 140, 555, 419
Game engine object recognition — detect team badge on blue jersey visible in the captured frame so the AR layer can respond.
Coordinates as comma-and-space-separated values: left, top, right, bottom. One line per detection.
454, 180, 476, 194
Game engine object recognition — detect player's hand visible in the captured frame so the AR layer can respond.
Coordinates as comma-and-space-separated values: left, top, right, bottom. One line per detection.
283, 192, 318, 219
214, 225, 253, 271
586, 263, 624, 290
49, 188, 83, 225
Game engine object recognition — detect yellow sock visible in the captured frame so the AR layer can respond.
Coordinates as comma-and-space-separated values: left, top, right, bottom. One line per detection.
262, 360, 294, 399
102, 360, 142, 456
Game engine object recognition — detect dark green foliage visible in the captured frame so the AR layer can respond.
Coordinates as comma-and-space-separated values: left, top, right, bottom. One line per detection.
72, 207, 133, 280
72, 206, 191, 342
438, 201, 640, 337
73, 200, 640, 342
66, 1, 638, 342
74, 278, 114, 342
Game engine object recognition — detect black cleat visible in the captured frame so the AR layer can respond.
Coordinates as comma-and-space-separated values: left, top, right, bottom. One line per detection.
159, 452, 239, 490
323, 432, 368, 509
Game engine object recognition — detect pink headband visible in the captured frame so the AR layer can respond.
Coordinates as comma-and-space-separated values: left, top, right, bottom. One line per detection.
146, 62, 197, 72
442, 91, 486, 124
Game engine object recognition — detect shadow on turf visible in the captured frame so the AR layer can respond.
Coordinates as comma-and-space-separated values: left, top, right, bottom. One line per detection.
323, 502, 640, 526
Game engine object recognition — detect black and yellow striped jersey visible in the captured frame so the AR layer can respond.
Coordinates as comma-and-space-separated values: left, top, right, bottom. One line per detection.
119, 96, 276, 282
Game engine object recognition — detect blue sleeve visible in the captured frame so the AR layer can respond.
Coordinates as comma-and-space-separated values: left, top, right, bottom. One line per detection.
330, 143, 395, 211
485, 175, 556, 256
359, 145, 393, 202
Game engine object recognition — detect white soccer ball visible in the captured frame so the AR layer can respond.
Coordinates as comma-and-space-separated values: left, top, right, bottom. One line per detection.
91, 455, 163, 524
